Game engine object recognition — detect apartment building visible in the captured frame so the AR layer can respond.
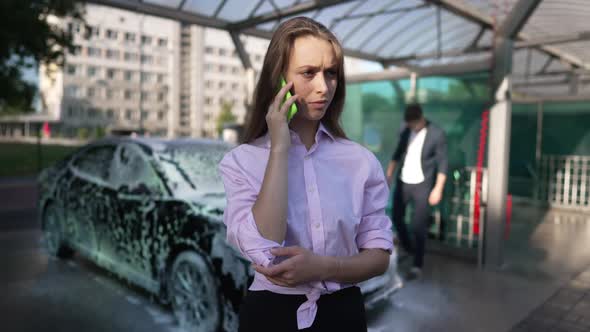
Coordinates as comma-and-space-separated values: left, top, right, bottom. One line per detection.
40, 4, 179, 138
36, 4, 367, 139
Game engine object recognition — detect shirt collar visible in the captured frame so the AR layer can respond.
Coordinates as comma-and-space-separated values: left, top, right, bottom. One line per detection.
262, 122, 335, 148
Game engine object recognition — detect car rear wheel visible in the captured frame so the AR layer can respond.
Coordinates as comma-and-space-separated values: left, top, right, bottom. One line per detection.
168, 251, 220, 332
42, 203, 74, 259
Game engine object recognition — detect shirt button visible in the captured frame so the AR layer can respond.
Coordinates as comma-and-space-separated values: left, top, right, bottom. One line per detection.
315, 223, 321, 229
304, 155, 310, 160
308, 187, 314, 193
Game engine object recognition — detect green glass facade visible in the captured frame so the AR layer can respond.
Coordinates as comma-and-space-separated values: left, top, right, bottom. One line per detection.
343, 73, 491, 249
344, 73, 590, 249
510, 101, 590, 198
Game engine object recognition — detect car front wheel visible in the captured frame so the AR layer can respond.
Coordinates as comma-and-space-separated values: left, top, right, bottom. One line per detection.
42, 203, 74, 258
168, 251, 220, 332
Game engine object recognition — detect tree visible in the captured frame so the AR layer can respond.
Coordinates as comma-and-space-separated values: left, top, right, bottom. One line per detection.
216, 101, 237, 135
0, 0, 84, 115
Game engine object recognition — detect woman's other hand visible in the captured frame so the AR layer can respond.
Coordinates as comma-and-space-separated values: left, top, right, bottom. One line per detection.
253, 246, 327, 287
266, 81, 298, 153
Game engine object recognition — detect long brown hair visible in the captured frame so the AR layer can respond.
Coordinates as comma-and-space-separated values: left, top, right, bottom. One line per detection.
242, 17, 347, 143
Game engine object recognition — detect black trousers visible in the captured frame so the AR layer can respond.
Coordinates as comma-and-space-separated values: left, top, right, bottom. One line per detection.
238, 286, 367, 332
392, 179, 432, 268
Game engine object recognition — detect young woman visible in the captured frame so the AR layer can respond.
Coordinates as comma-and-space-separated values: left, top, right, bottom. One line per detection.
218, 17, 393, 332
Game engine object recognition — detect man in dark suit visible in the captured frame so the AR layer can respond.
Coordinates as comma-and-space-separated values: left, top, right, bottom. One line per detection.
386, 104, 448, 280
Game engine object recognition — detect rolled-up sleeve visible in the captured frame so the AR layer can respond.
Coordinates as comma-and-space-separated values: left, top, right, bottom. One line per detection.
356, 154, 394, 252
218, 151, 282, 267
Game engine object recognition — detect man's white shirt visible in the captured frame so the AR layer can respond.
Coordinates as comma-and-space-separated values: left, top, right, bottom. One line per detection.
400, 128, 427, 184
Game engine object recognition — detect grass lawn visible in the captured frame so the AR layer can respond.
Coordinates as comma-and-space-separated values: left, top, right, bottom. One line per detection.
0, 143, 80, 178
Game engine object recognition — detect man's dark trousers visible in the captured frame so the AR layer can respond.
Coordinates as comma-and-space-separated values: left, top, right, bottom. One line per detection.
392, 179, 431, 268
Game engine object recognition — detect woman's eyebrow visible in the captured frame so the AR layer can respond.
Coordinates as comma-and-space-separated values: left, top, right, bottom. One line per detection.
296, 64, 338, 70
296, 65, 319, 70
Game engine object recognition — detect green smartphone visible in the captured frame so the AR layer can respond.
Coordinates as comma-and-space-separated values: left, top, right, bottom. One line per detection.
280, 76, 298, 122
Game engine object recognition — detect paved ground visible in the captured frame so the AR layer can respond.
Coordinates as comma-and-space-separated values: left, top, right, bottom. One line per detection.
511, 268, 590, 332
2, 178, 590, 332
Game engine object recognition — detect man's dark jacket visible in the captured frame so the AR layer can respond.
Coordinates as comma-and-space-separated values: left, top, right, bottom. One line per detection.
392, 121, 448, 189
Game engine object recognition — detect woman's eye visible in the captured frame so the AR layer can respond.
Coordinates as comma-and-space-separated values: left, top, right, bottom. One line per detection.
326, 70, 337, 78
302, 71, 314, 78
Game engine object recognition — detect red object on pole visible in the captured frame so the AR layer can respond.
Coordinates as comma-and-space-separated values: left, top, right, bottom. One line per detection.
473, 110, 490, 235
42, 122, 51, 138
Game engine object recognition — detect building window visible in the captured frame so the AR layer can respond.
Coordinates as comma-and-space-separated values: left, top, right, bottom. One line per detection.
106, 68, 117, 79
205, 47, 214, 54
219, 48, 226, 56
124, 52, 138, 62
255, 54, 262, 62
70, 45, 82, 56
124, 71, 133, 81
140, 55, 153, 64
219, 65, 226, 73
68, 22, 81, 34
231, 82, 239, 90
84, 25, 100, 39
205, 97, 212, 105
87, 66, 98, 77
124, 32, 136, 42
87, 47, 101, 57
141, 35, 152, 45
87, 87, 96, 98
106, 109, 115, 119
158, 92, 165, 101
125, 109, 133, 120
232, 66, 240, 74
106, 49, 120, 59
157, 111, 165, 120
205, 80, 212, 88
65, 85, 79, 97
157, 74, 165, 83
141, 111, 148, 120
106, 29, 118, 40
106, 89, 114, 99
140, 72, 152, 82
219, 82, 225, 89
67, 65, 77, 75
140, 91, 149, 100
157, 38, 168, 47
124, 90, 133, 100
67, 106, 76, 117
204, 63, 213, 72
88, 108, 98, 118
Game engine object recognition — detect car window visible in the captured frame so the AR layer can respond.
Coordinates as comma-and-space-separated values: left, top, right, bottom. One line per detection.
110, 144, 164, 195
71, 145, 116, 182
155, 143, 228, 195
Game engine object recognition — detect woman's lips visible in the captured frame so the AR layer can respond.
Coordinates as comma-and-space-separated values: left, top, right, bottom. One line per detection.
308, 101, 327, 109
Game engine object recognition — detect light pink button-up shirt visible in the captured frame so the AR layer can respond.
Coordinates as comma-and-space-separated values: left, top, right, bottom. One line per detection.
218, 123, 393, 330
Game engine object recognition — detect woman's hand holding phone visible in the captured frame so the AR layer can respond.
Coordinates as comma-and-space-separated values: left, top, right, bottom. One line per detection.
266, 80, 298, 153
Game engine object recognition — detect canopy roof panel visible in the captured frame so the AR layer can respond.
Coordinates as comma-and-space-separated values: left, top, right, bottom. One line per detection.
88, 0, 590, 95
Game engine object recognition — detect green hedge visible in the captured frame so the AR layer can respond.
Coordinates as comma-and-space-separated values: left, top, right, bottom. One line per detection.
0, 143, 79, 178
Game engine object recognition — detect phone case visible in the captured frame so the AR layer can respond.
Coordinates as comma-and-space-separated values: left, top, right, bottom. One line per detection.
280, 77, 298, 121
